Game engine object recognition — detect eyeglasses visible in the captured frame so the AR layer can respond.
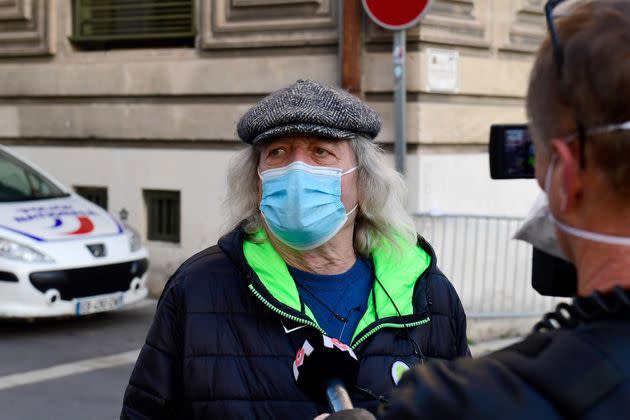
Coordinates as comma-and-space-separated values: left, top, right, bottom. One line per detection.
544, 1, 630, 164
544, 0, 588, 168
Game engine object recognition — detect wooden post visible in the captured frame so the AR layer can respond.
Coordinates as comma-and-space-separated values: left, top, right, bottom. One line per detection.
341, 0, 362, 97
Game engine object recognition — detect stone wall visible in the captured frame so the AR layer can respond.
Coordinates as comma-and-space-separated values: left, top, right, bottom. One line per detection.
0, 0, 55, 57
0, 0, 547, 144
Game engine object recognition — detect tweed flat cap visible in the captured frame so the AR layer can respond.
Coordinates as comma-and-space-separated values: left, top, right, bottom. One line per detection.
237, 79, 381, 144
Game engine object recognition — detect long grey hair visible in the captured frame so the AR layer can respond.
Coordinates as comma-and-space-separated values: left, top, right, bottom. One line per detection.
223, 137, 417, 257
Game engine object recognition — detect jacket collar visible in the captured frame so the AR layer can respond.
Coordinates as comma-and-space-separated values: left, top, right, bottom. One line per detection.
219, 226, 435, 324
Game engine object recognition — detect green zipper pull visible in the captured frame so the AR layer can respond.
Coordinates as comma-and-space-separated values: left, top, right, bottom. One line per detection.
248, 284, 326, 334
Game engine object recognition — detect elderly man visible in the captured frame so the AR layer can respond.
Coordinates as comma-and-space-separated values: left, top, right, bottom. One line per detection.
328, 1, 630, 419
121, 79, 469, 419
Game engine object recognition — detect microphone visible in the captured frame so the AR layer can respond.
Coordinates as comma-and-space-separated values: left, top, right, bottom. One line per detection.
293, 334, 359, 412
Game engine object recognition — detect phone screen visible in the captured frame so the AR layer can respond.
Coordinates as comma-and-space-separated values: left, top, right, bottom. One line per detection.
504, 127, 535, 178
489, 124, 536, 179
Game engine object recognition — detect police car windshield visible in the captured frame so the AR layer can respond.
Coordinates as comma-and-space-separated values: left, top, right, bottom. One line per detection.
0, 149, 69, 202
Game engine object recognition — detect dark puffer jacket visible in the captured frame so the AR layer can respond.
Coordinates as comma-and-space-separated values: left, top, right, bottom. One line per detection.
376, 290, 630, 420
121, 227, 469, 419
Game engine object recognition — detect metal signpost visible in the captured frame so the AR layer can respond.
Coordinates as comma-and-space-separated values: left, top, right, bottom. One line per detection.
362, 0, 435, 175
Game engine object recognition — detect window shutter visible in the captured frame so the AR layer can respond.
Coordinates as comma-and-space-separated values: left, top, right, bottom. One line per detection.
144, 190, 180, 243
72, 0, 195, 43
75, 186, 108, 210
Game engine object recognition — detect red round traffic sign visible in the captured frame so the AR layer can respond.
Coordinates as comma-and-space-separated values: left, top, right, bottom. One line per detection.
362, 0, 434, 31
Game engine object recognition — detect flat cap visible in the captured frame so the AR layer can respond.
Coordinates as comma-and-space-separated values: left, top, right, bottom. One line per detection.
237, 79, 381, 145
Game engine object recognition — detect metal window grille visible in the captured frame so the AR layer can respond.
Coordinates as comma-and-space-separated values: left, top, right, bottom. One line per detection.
72, 0, 195, 46
145, 190, 180, 243
75, 186, 108, 210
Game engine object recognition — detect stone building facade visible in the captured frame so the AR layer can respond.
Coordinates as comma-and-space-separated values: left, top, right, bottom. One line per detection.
0, 0, 548, 294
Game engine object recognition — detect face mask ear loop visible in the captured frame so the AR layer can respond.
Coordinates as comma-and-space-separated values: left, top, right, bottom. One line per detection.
545, 152, 630, 247
544, 155, 557, 194
342, 166, 358, 176
548, 155, 569, 212
346, 204, 358, 217
550, 216, 630, 247
341, 167, 359, 217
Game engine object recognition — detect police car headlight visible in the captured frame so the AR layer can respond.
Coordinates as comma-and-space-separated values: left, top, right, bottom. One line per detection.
0, 238, 54, 263
124, 225, 142, 252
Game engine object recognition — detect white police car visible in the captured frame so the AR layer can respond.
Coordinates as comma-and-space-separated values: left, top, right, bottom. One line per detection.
0, 146, 149, 318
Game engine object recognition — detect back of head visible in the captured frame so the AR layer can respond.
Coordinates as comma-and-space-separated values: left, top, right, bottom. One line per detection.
527, 0, 630, 197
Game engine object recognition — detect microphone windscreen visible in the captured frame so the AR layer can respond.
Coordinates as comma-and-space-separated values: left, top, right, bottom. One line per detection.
293, 334, 359, 401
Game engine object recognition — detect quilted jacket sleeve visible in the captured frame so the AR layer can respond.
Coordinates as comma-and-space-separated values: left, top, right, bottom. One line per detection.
452, 282, 471, 358
429, 266, 471, 358
378, 357, 558, 420
120, 277, 184, 420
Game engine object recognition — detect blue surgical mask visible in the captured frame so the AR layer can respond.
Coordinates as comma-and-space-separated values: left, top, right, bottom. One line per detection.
259, 161, 358, 250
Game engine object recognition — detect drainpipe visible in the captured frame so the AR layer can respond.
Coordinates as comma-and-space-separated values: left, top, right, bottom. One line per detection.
339, 0, 362, 97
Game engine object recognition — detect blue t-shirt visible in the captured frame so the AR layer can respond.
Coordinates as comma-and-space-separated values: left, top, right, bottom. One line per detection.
289, 258, 373, 344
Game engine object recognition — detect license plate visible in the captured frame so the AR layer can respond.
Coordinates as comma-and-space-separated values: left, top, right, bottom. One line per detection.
74, 293, 123, 315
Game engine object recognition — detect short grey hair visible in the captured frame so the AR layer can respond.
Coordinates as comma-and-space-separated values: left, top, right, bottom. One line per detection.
223, 137, 417, 257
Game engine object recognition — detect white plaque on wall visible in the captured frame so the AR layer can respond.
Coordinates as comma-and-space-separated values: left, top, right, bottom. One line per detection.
426, 48, 459, 93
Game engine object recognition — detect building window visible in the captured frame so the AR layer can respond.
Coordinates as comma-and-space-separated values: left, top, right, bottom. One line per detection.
75, 186, 108, 210
144, 190, 180, 243
71, 0, 196, 49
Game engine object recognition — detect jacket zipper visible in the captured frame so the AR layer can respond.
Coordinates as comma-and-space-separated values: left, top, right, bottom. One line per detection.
248, 284, 326, 334
351, 317, 431, 349
248, 279, 431, 349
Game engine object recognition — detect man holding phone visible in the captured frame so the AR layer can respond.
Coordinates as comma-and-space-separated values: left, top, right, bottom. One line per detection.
329, 0, 630, 418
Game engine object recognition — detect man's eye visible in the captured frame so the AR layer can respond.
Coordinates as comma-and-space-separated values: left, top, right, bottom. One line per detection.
269, 148, 284, 157
314, 148, 330, 157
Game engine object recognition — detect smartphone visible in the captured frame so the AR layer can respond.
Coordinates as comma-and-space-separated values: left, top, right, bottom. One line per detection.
489, 124, 536, 179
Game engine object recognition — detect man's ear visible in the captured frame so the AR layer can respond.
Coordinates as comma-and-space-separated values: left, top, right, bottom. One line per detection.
550, 139, 582, 211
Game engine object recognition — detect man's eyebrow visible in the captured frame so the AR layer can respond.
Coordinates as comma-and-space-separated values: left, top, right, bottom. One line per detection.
311, 139, 337, 147
265, 140, 291, 148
